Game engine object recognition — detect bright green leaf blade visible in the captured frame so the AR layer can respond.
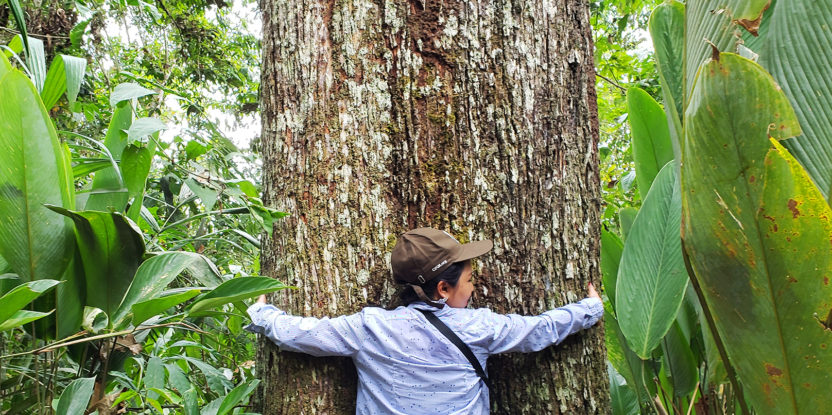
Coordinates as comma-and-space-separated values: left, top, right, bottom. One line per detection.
616, 161, 687, 359
760, 1, 832, 200
217, 379, 260, 415
85, 102, 132, 212
627, 87, 675, 194
618, 207, 637, 242
41, 55, 86, 111
682, 53, 832, 414
56, 249, 85, 338
23, 36, 46, 92
0, 279, 59, 324
112, 252, 209, 328
73, 159, 112, 178
660, 322, 698, 398
122, 140, 157, 222
165, 363, 191, 394
648, 0, 685, 157
600, 230, 623, 311
61, 55, 86, 108
188, 277, 289, 316
0, 71, 75, 282
146, 356, 165, 391
185, 178, 218, 211
40, 55, 65, 111
7, 0, 29, 58
685, 0, 771, 101
110, 82, 156, 107
70, 19, 90, 49
55, 377, 95, 415
131, 289, 202, 326
0, 53, 11, 79
0, 309, 53, 331
608, 363, 640, 415
47, 207, 145, 318
126, 117, 166, 145
604, 303, 653, 405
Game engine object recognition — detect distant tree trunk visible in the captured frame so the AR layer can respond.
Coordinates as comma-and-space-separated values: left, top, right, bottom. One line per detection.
258, 0, 608, 413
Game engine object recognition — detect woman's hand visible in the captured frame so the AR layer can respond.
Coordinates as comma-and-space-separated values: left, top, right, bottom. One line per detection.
257, 294, 268, 304
587, 282, 600, 300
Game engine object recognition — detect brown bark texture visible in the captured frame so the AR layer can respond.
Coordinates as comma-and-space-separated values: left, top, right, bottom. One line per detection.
257, 0, 608, 413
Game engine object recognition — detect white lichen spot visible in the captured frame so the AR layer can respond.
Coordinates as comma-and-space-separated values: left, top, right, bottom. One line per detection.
565, 261, 575, 280
356, 269, 370, 285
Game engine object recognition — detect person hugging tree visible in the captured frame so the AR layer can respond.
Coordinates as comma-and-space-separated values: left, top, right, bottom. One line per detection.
246, 227, 603, 414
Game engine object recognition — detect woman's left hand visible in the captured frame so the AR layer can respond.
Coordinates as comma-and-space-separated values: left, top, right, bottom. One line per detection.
587, 282, 600, 300
257, 294, 268, 304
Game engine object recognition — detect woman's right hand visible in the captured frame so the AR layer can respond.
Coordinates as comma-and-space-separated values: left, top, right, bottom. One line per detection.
257, 294, 268, 304
587, 282, 600, 300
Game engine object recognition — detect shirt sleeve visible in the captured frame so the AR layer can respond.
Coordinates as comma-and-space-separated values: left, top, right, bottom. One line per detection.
482, 297, 603, 354
244, 302, 365, 357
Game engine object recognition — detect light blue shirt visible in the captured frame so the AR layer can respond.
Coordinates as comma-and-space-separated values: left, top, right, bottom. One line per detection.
246, 297, 603, 415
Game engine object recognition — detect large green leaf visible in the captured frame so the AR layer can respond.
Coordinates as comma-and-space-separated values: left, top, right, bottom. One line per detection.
122, 139, 157, 222
627, 87, 675, 195
0, 279, 59, 324
759, 1, 832, 200
685, 1, 771, 100
604, 303, 654, 405
608, 363, 640, 415
0, 309, 53, 331
111, 252, 214, 328
616, 161, 687, 359
0, 69, 75, 282
55, 377, 95, 415
660, 321, 698, 398
648, 0, 685, 156
84, 102, 132, 212
682, 52, 832, 414
47, 207, 145, 318
600, 230, 623, 311
131, 288, 202, 327
41, 54, 87, 111
216, 379, 259, 415
188, 277, 289, 316
109, 82, 156, 107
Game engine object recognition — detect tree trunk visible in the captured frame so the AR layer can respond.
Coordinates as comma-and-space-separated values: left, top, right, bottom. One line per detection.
258, 0, 608, 413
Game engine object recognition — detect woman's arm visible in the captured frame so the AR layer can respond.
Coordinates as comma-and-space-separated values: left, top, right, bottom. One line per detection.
245, 299, 365, 357
482, 282, 603, 354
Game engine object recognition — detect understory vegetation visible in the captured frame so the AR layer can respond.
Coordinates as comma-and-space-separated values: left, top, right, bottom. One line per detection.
1, 0, 830, 414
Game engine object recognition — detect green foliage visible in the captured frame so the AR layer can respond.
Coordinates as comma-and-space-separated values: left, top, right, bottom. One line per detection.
626, 87, 674, 194
0, 61, 75, 283
0, 279, 60, 331
616, 161, 686, 359
683, 52, 832, 414
54, 377, 96, 415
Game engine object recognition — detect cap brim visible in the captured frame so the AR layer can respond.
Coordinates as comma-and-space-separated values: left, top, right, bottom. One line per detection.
454, 239, 493, 262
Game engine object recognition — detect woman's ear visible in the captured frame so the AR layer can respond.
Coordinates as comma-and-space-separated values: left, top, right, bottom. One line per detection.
436, 281, 448, 296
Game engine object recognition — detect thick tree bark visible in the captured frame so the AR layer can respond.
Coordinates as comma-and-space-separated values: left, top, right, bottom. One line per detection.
258, 0, 608, 413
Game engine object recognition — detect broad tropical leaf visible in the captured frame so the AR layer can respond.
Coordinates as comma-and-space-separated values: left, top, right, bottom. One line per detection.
0, 67, 75, 282
188, 277, 289, 316
616, 161, 686, 359
55, 377, 95, 415
608, 363, 639, 415
600, 230, 623, 311
112, 252, 215, 328
627, 87, 675, 194
682, 52, 832, 414
131, 288, 202, 326
84, 102, 132, 212
0, 279, 59, 324
109, 82, 155, 107
648, 0, 684, 154
122, 140, 157, 222
47, 207, 145, 318
760, 1, 832, 200
41, 54, 87, 111
660, 322, 698, 398
0, 310, 53, 331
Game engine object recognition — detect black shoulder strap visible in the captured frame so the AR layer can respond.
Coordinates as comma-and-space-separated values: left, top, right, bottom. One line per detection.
416, 308, 492, 389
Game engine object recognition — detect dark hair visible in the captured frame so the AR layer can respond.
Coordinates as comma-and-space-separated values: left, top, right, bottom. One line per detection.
398, 261, 467, 306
